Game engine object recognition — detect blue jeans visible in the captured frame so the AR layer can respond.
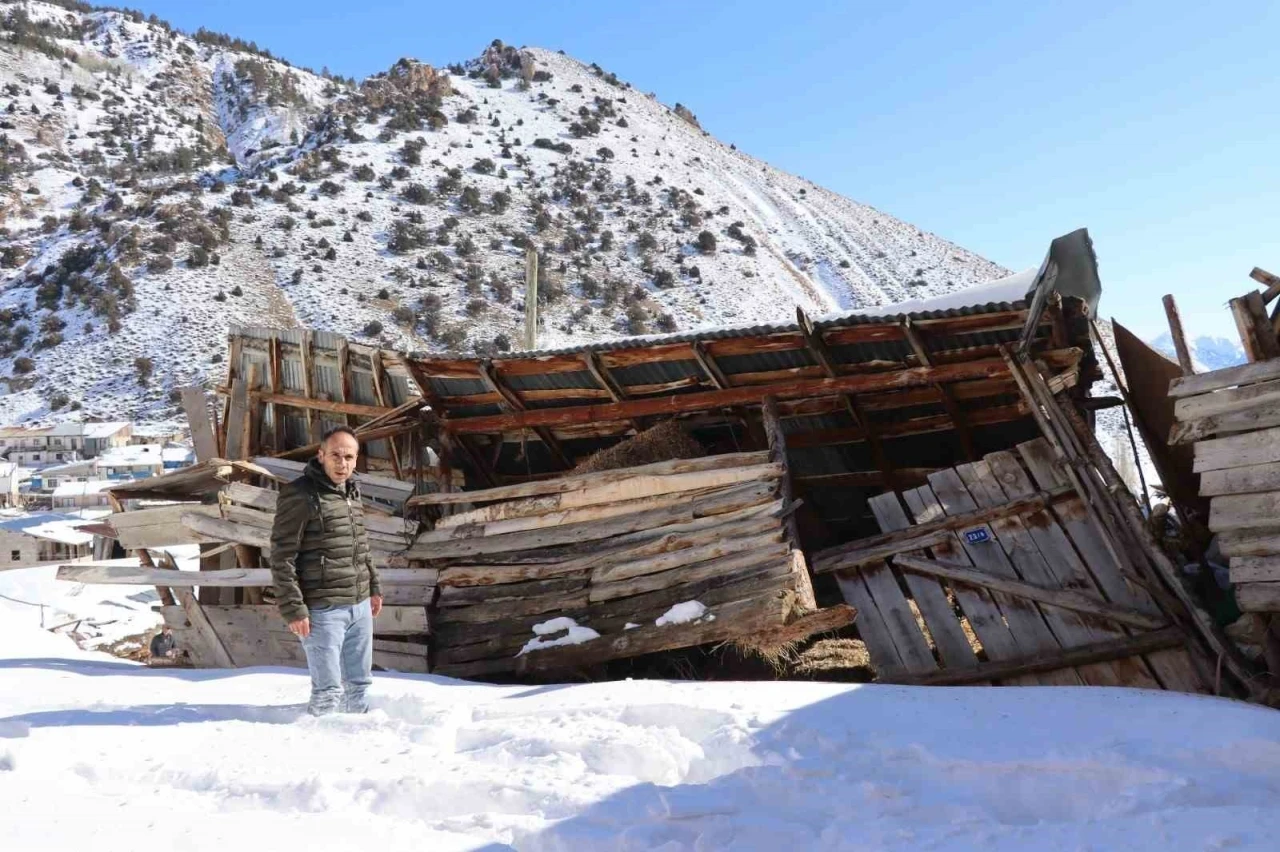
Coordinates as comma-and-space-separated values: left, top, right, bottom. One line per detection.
301, 599, 373, 715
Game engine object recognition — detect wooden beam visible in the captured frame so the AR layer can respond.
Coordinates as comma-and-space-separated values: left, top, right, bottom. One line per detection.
480, 360, 572, 470
443, 357, 1030, 435
760, 394, 816, 610
174, 587, 236, 667
885, 628, 1185, 686
1251, 267, 1280, 304
690, 340, 730, 390
368, 353, 405, 480
892, 555, 1167, 630
793, 469, 940, 489
181, 387, 219, 462
581, 351, 627, 402
58, 564, 438, 587
1168, 358, 1280, 399
224, 378, 249, 461
274, 420, 424, 461
899, 318, 930, 366
216, 388, 392, 420
812, 485, 1074, 573
299, 329, 319, 443
1162, 294, 1195, 376
796, 307, 838, 377
1231, 291, 1280, 362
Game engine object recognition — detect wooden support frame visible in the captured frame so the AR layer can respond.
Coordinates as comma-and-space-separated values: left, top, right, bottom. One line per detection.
1251, 267, 1280, 304
899, 318, 931, 366
299, 329, 320, 444
1161, 294, 1195, 376
690, 340, 730, 390
441, 356, 1038, 435
480, 361, 572, 470
760, 395, 816, 611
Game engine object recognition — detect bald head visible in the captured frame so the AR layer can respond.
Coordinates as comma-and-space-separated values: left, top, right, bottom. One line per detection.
318, 429, 359, 486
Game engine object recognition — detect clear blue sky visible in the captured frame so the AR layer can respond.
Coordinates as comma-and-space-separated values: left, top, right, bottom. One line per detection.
123, 0, 1280, 340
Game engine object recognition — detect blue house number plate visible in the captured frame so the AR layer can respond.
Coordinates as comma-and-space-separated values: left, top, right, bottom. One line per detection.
963, 527, 991, 544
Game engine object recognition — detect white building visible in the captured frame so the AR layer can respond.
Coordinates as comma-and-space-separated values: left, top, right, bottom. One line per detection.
0, 422, 132, 466
0, 510, 103, 568
0, 461, 19, 508
52, 480, 114, 510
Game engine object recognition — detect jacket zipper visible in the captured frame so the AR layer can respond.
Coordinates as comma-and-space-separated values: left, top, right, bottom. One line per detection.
346, 494, 358, 605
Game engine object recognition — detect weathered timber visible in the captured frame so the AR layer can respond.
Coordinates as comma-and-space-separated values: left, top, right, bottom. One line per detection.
405, 482, 775, 559
436, 575, 588, 606
182, 388, 220, 462
1194, 426, 1280, 474
588, 546, 791, 602
434, 591, 590, 625
1217, 527, 1280, 557
183, 513, 271, 549
421, 464, 781, 539
590, 529, 784, 585
1168, 359, 1280, 399
186, 604, 428, 636
892, 555, 1168, 630
885, 629, 1186, 686
927, 468, 1068, 685
173, 590, 236, 667
1170, 401, 1280, 445
1199, 462, 1280, 496
510, 592, 791, 676
811, 485, 1074, 573
58, 563, 438, 587
112, 506, 223, 550
867, 491, 978, 670
442, 357, 1045, 434
1235, 582, 1280, 612
409, 451, 770, 505
434, 465, 779, 528
432, 562, 795, 650
1208, 492, 1280, 532
1162, 294, 1195, 376
1173, 378, 1280, 421
1228, 557, 1280, 584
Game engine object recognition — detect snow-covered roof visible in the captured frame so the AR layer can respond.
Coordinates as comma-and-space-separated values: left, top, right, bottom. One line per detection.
96, 444, 166, 467
161, 445, 196, 465
0, 511, 105, 545
52, 481, 116, 498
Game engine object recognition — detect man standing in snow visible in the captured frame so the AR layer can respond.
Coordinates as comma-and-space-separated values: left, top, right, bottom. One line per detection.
149, 625, 176, 659
270, 426, 382, 715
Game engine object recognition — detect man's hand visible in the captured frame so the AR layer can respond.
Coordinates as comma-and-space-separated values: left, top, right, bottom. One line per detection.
288, 617, 310, 638
370, 595, 383, 618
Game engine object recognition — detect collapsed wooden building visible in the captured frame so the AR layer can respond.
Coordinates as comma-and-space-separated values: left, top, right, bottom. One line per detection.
59, 229, 1261, 697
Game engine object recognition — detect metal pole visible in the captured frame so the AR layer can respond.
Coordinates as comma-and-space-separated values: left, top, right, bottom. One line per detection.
524, 248, 538, 350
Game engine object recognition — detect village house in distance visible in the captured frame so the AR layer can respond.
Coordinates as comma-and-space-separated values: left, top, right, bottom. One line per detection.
0, 420, 196, 571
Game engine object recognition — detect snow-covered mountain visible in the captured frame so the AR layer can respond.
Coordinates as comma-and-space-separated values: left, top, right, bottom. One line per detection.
1150, 332, 1246, 373
0, 1, 1008, 426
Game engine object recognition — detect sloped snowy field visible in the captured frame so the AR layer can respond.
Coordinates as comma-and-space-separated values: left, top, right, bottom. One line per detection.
2, 579, 1279, 851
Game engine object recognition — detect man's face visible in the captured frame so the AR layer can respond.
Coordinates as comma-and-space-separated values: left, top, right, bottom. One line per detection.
318, 432, 360, 485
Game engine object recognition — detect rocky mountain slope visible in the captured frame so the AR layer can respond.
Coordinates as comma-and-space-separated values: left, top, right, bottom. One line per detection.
1150, 332, 1246, 373
0, 0, 1008, 426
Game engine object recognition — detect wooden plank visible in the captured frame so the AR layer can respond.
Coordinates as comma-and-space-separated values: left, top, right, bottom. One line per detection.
58, 564, 438, 587
512, 592, 790, 675
927, 468, 1067, 685
437, 575, 586, 606
589, 546, 790, 602
1209, 492, 1280, 532
1236, 582, 1280, 612
867, 492, 978, 670
174, 590, 235, 667
1228, 557, 1280, 584
1217, 527, 1280, 557
1251, 267, 1280, 303
832, 569, 905, 677
183, 513, 271, 549
1015, 438, 1204, 693
760, 394, 816, 610
1161, 294, 1195, 376
1168, 359, 1280, 399
182, 388, 219, 462
179, 604, 428, 636
1200, 462, 1280, 497
434, 591, 591, 624
444, 357, 1020, 434
892, 556, 1168, 630
1173, 378, 1280, 421
224, 377, 250, 461
886, 629, 1186, 687
900, 485, 1022, 664
981, 451, 1157, 689
410, 452, 770, 505
1248, 291, 1280, 359
405, 482, 775, 559
110, 504, 218, 530
590, 529, 784, 585
1170, 401, 1280, 445
812, 486, 1073, 572
428, 464, 781, 535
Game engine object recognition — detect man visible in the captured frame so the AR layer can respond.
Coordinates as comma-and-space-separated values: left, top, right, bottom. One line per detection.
149, 625, 176, 660
270, 426, 383, 715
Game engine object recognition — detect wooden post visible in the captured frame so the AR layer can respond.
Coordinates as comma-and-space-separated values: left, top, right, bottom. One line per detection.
1161, 295, 1195, 377
524, 247, 538, 351
1091, 320, 1152, 513
1251, 267, 1280, 304
180, 388, 218, 462
761, 395, 817, 612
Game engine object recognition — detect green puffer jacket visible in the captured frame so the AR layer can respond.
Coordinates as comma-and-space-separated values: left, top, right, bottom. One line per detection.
269, 458, 381, 623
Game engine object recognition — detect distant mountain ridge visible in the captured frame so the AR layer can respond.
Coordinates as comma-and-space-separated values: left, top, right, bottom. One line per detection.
0, 1, 1008, 426
1149, 332, 1246, 373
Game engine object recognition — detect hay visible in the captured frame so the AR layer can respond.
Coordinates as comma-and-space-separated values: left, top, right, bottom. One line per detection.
572, 420, 706, 474
732, 603, 858, 672
791, 638, 875, 679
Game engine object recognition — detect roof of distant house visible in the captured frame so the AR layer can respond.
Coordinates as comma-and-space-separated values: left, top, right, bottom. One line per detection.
0, 422, 130, 439
96, 444, 167, 467
0, 509, 109, 545
52, 481, 116, 498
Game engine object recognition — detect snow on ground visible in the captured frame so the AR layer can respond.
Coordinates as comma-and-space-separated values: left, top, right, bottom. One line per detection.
2, 587, 1280, 850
